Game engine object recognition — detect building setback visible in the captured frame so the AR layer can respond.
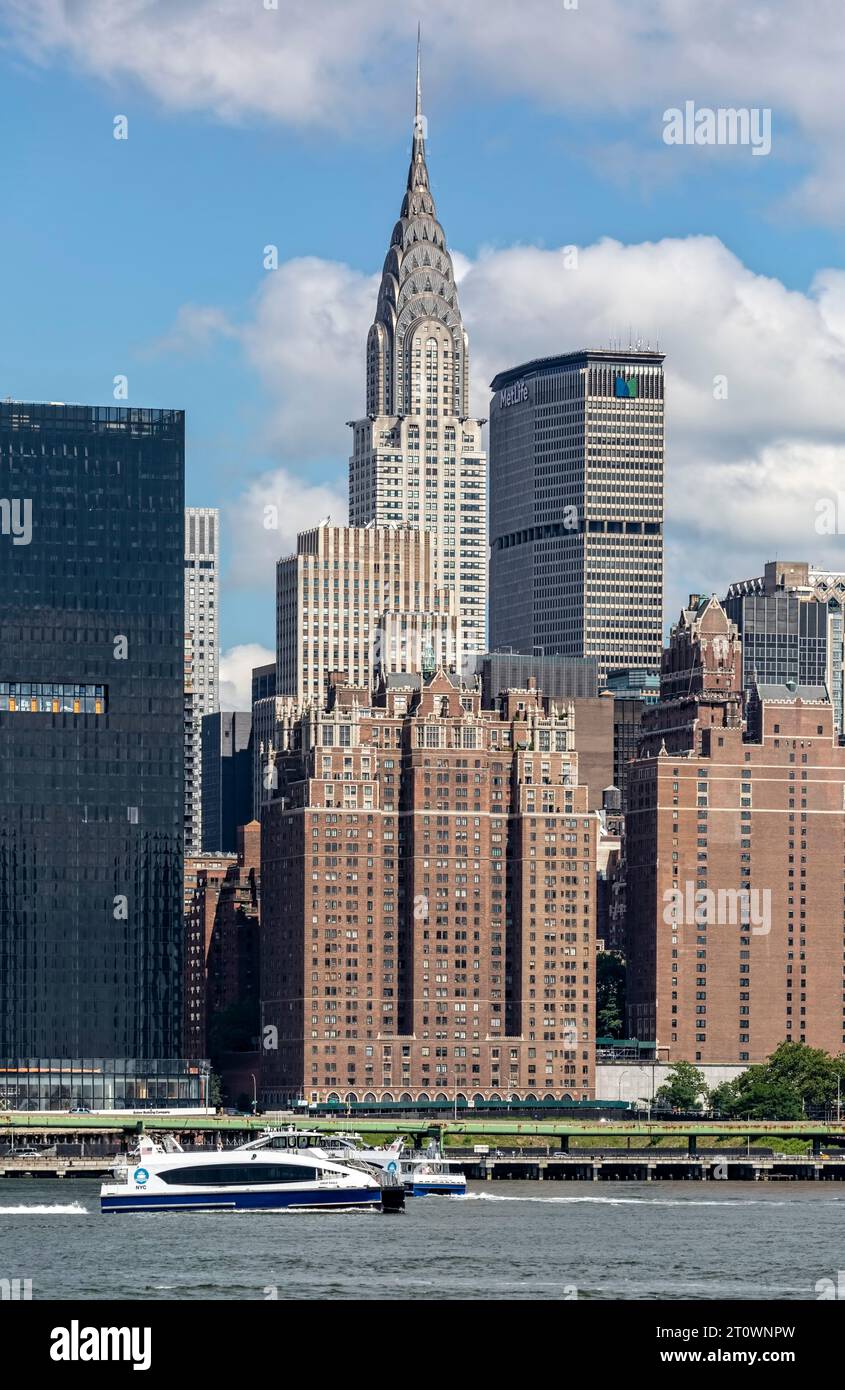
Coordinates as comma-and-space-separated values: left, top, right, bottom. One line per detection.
260, 671, 597, 1104
489, 350, 665, 682
626, 595, 845, 1065
0, 402, 187, 1098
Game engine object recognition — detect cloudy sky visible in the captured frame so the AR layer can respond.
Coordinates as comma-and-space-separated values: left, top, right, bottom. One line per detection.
2, 0, 845, 706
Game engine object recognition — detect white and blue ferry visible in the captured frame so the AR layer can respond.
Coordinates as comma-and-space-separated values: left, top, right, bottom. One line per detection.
348, 1136, 467, 1196
100, 1132, 404, 1214
399, 1155, 467, 1197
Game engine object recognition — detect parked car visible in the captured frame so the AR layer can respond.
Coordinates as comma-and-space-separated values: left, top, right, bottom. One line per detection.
68, 1105, 92, 1114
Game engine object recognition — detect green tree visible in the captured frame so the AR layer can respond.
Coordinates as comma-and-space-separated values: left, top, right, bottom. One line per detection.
655, 1060, 708, 1111
596, 951, 626, 1038
709, 1042, 845, 1120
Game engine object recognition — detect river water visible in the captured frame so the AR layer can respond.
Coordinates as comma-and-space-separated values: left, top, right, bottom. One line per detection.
1, 1179, 843, 1300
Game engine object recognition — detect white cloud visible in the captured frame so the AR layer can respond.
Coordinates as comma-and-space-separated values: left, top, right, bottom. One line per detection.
6, 0, 845, 215
143, 303, 237, 357
209, 233, 845, 617
219, 642, 274, 709
223, 465, 347, 594
240, 258, 378, 458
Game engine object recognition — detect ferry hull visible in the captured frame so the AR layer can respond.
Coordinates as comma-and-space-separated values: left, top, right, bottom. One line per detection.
101, 1185, 382, 1214
406, 1181, 467, 1197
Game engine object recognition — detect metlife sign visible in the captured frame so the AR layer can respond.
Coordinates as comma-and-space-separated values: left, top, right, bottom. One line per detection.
499, 380, 530, 409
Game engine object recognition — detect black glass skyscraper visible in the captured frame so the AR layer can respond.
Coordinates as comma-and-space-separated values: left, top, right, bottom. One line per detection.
0, 403, 193, 1105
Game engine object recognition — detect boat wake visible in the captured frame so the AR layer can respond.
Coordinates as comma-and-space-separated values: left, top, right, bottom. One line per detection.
458, 1191, 808, 1207
0, 1202, 88, 1215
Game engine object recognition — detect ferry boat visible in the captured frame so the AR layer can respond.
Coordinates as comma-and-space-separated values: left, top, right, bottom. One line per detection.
399, 1154, 467, 1197
336, 1133, 467, 1196
100, 1133, 404, 1214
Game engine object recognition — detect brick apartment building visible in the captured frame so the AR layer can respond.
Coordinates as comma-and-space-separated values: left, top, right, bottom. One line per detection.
260, 670, 597, 1103
626, 595, 845, 1064
185, 822, 261, 1058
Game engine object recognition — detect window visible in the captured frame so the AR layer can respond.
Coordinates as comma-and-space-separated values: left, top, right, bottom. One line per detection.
158, 1163, 320, 1186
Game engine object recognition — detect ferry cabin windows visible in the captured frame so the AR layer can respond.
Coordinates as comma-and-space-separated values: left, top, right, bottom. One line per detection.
157, 1163, 321, 1186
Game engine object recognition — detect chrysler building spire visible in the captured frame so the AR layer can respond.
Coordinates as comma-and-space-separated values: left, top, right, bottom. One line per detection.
415, 22, 422, 133
349, 32, 488, 660
363, 30, 468, 420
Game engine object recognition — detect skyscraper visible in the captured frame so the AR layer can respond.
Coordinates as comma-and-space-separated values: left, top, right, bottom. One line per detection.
348, 37, 488, 658
0, 402, 197, 1108
489, 349, 665, 681
184, 507, 219, 853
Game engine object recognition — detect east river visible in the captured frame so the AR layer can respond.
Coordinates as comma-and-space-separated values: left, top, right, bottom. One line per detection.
2, 1179, 843, 1300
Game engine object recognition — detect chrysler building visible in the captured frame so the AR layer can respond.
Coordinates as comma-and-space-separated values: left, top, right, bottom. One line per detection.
348, 34, 488, 659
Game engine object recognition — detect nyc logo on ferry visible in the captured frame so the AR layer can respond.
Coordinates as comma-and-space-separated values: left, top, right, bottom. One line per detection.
133, 1166, 149, 1185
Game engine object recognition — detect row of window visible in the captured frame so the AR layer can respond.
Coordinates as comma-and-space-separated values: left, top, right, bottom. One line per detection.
158, 1164, 319, 1186
0, 681, 107, 714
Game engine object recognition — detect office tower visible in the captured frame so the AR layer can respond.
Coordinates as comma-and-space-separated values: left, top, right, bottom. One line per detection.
185, 824, 260, 1060
725, 561, 842, 737
489, 350, 665, 682
0, 402, 200, 1108
251, 661, 276, 705
276, 523, 458, 703
201, 711, 253, 852
347, 42, 488, 657
626, 594, 845, 1064
184, 507, 219, 853
260, 671, 597, 1104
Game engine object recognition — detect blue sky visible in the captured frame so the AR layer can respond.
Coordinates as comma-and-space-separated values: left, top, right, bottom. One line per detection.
2, 0, 845, 702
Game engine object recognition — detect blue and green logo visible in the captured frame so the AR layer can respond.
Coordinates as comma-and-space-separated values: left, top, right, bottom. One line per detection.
614, 375, 638, 398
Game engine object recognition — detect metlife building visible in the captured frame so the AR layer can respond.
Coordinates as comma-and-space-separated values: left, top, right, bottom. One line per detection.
488, 349, 665, 683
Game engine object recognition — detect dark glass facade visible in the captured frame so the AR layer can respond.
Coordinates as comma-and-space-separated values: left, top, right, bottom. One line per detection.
201, 711, 253, 852
0, 402, 185, 1065
723, 590, 828, 692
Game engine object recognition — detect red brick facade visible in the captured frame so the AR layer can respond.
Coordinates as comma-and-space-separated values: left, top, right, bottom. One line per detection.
184, 823, 261, 1058
260, 672, 597, 1103
627, 596, 845, 1064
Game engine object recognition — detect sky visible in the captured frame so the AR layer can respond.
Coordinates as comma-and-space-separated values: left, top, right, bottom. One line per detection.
2, 0, 845, 707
